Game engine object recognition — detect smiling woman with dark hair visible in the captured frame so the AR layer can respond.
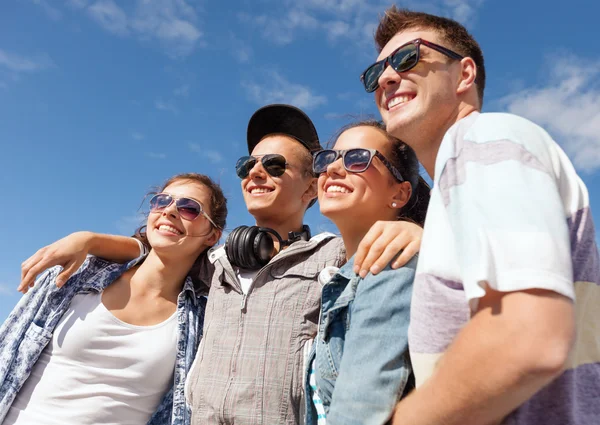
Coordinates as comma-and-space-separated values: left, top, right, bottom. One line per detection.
0, 173, 226, 425
305, 120, 430, 425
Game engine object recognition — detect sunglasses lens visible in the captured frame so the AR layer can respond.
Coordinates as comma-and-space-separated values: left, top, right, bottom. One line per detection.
150, 194, 172, 211
344, 149, 372, 172
390, 44, 418, 73
313, 150, 338, 174
262, 155, 287, 177
175, 198, 201, 220
362, 60, 386, 93
236, 156, 256, 179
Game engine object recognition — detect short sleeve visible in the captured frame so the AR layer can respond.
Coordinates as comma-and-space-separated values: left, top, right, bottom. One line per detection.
438, 118, 574, 309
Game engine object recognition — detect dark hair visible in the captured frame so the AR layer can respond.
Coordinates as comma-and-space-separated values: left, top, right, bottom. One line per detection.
134, 173, 228, 286
375, 6, 485, 106
331, 119, 430, 227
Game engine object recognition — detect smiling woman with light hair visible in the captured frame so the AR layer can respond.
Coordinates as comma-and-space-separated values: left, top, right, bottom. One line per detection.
0, 173, 227, 425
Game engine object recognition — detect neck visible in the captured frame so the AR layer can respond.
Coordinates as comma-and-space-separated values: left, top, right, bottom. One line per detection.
128, 250, 197, 300
336, 219, 379, 261
414, 104, 478, 179
254, 215, 307, 247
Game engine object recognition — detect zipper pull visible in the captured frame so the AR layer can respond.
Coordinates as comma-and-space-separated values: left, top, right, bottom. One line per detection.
240, 293, 248, 311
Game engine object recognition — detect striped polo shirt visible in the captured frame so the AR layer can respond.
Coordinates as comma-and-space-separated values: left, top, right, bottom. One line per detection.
409, 111, 600, 424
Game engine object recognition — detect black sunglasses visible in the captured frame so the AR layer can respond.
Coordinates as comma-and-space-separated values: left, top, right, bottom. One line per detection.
360, 38, 464, 93
313, 148, 405, 182
149, 193, 219, 228
236, 154, 288, 179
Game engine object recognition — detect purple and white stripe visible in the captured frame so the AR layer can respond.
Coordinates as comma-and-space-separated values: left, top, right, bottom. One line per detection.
408, 274, 470, 354
438, 139, 549, 207
568, 207, 600, 284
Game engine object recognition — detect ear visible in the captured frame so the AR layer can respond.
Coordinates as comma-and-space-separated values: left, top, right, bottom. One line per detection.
302, 177, 318, 205
390, 181, 412, 209
207, 228, 222, 247
456, 57, 477, 96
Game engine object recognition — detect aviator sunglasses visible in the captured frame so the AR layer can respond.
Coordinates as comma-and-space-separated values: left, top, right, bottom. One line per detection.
360, 38, 464, 93
313, 148, 405, 182
236, 154, 288, 179
149, 193, 220, 228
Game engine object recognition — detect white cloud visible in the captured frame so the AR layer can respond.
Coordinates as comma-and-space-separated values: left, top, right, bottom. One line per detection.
116, 213, 146, 235
146, 152, 167, 159
0, 283, 14, 296
80, 0, 203, 57
442, 0, 485, 22
173, 84, 190, 96
0, 49, 54, 73
131, 131, 144, 141
88, 0, 129, 36
229, 32, 252, 63
239, 0, 485, 47
30, 0, 63, 20
500, 54, 600, 172
203, 150, 223, 163
66, 0, 89, 8
242, 71, 327, 110
155, 99, 178, 113
188, 143, 224, 163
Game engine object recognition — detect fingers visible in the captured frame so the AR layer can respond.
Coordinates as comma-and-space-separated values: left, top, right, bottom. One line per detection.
19, 248, 49, 293
56, 259, 80, 288
354, 220, 424, 278
357, 236, 394, 277
353, 224, 384, 275
391, 241, 420, 269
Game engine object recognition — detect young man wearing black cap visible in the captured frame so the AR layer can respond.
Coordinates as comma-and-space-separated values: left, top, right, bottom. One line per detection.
187, 104, 420, 425
19, 104, 422, 425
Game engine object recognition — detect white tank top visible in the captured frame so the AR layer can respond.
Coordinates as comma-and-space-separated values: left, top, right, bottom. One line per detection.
4, 292, 178, 425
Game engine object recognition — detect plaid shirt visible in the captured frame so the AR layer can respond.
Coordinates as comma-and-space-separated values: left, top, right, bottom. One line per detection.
0, 255, 207, 425
186, 233, 346, 425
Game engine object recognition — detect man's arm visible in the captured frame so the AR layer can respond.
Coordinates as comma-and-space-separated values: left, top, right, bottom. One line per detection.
392, 287, 574, 425
394, 118, 579, 424
19, 231, 140, 292
353, 220, 422, 277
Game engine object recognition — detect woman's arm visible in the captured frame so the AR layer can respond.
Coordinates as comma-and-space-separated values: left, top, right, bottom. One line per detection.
325, 258, 417, 425
19, 232, 141, 292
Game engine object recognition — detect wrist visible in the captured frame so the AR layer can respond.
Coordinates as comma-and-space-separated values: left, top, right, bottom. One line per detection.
75, 231, 99, 252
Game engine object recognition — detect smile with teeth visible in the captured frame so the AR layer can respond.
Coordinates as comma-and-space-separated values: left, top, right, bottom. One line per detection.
326, 185, 352, 194
250, 187, 273, 194
387, 94, 414, 109
158, 224, 183, 235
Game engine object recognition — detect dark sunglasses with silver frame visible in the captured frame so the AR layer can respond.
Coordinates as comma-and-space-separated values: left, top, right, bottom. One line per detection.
360, 38, 464, 93
313, 148, 405, 182
236, 154, 289, 179
149, 193, 220, 229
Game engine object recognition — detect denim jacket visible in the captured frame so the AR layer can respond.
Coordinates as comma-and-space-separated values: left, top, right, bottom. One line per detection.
304, 255, 417, 425
0, 255, 206, 425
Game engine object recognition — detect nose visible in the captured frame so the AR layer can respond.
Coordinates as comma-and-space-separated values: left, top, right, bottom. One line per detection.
248, 159, 266, 180
161, 199, 179, 219
326, 156, 345, 177
377, 60, 401, 91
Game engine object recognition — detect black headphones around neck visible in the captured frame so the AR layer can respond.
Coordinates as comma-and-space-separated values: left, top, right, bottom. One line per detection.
225, 225, 311, 270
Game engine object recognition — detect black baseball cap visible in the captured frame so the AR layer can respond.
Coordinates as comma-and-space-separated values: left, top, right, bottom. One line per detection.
247, 104, 322, 154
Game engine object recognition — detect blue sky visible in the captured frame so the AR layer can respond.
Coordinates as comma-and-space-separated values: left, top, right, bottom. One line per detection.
1, 0, 599, 321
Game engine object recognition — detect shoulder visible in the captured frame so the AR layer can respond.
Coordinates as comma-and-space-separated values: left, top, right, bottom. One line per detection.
358, 255, 418, 287
467, 112, 552, 145
304, 233, 345, 262
437, 112, 560, 182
